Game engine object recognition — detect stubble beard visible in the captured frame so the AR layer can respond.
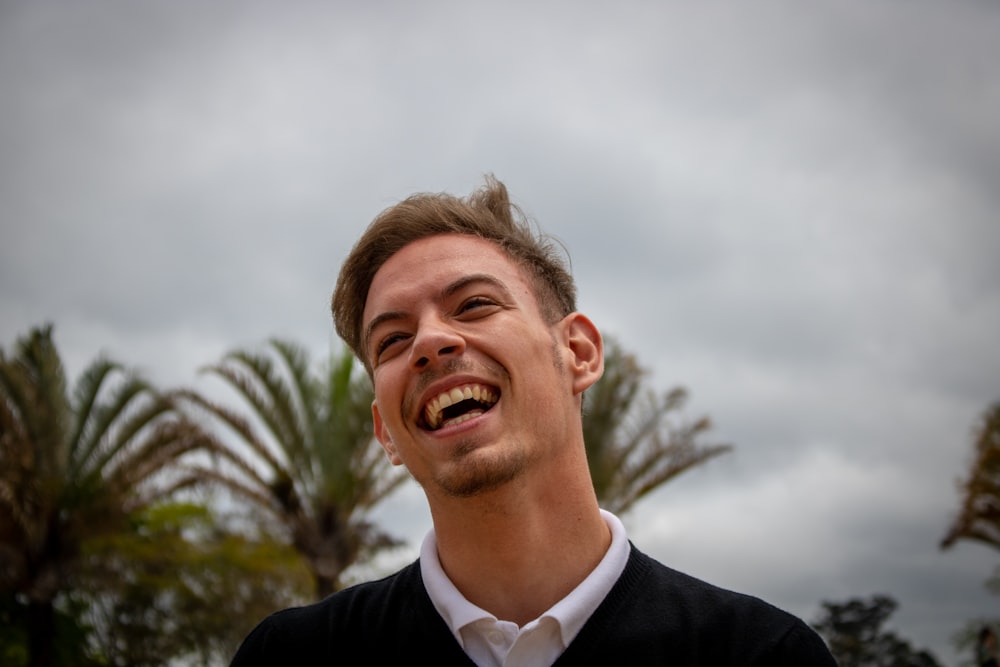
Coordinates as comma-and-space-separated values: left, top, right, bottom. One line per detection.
429, 337, 564, 499
432, 437, 530, 498
409, 334, 565, 499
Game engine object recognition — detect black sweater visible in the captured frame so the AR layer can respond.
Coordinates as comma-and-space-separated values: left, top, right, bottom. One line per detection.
231, 546, 836, 666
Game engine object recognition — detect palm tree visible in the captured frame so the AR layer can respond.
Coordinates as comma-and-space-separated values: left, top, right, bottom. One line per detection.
181, 339, 407, 599
583, 336, 732, 515
941, 401, 1000, 551
0, 325, 212, 667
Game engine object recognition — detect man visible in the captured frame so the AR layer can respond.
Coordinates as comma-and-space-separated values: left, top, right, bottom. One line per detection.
230, 177, 835, 666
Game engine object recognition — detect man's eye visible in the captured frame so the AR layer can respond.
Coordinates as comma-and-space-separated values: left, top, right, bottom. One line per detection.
376, 333, 407, 357
458, 297, 496, 314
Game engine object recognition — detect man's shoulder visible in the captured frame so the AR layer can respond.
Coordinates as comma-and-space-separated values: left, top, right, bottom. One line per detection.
261, 559, 423, 631
311, 559, 425, 615
621, 545, 800, 620
566, 545, 835, 666
230, 561, 463, 665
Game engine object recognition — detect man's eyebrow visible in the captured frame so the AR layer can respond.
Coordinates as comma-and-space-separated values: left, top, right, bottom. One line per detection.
442, 273, 511, 299
363, 274, 512, 352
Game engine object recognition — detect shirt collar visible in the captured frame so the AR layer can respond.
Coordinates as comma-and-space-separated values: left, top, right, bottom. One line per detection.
420, 528, 492, 645
420, 509, 631, 648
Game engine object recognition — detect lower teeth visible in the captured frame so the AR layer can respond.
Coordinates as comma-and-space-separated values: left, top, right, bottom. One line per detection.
442, 410, 485, 429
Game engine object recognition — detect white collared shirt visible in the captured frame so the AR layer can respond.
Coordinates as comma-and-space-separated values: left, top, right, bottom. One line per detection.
420, 510, 630, 667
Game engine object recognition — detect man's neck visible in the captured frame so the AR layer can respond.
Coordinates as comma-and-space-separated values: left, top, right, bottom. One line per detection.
427, 471, 611, 626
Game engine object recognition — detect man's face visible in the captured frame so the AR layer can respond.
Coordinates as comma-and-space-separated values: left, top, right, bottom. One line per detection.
362, 234, 591, 499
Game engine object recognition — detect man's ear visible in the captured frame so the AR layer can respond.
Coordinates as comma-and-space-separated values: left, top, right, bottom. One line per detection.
563, 312, 604, 395
372, 400, 403, 466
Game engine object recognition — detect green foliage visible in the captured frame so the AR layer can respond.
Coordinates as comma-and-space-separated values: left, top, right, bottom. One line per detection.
0, 594, 106, 667
77, 502, 311, 667
181, 339, 407, 598
813, 595, 942, 667
949, 619, 999, 667
0, 325, 216, 667
0, 501, 311, 667
583, 335, 731, 515
0, 597, 28, 667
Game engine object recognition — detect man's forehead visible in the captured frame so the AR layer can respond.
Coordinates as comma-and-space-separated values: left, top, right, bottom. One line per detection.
365, 234, 522, 303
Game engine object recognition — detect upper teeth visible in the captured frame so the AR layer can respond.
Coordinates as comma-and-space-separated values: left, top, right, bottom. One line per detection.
424, 384, 497, 430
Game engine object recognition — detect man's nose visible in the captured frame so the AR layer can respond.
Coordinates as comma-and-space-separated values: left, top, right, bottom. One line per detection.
410, 319, 465, 370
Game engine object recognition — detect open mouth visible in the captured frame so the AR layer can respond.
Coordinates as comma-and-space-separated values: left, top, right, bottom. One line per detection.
422, 383, 499, 431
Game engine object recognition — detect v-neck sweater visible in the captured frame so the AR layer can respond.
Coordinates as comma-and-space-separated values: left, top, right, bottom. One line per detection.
230, 545, 835, 666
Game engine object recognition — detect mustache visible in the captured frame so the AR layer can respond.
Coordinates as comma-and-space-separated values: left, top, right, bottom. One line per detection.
403, 357, 509, 418
414, 358, 474, 396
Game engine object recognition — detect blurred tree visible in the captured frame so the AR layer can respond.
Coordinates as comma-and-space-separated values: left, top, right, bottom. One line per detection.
813, 595, 942, 667
941, 401, 1000, 551
0, 593, 101, 667
0, 325, 213, 667
940, 401, 1000, 663
181, 339, 407, 598
583, 336, 731, 515
77, 502, 311, 667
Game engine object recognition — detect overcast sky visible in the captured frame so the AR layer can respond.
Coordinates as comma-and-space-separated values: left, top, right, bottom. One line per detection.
2, 0, 998, 662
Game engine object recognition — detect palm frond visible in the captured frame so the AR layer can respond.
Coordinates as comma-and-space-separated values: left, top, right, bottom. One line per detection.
317, 348, 376, 502
175, 390, 292, 487
0, 324, 223, 611
66, 358, 119, 467
107, 418, 209, 491
583, 335, 731, 515
183, 339, 404, 596
71, 373, 154, 477
84, 392, 175, 488
941, 402, 1000, 550
0, 326, 71, 478
231, 348, 308, 458
206, 351, 312, 479
270, 338, 319, 442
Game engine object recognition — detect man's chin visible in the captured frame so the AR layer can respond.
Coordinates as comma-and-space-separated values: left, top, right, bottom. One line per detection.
433, 452, 527, 498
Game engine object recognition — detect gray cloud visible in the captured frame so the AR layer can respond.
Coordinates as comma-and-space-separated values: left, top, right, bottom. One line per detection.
2, 1, 997, 662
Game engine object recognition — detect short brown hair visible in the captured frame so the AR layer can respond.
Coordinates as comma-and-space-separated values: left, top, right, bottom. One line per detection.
332, 175, 576, 371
